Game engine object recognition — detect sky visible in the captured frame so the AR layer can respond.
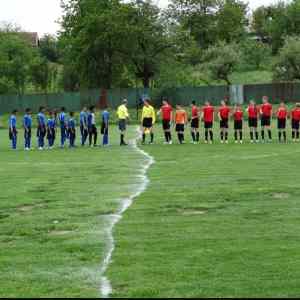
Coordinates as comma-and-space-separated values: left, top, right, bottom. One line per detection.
0, 0, 276, 36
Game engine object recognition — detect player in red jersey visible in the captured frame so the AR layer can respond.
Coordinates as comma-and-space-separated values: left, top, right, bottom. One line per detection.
291, 103, 300, 142
190, 101, 200, 144
201, 101, 214, 144
157, 100, 173, 144
276, 101, 288, 143
218, 100, 231, 144
233, 104, 243, 144
247, 100, 259, 143
260, 96, 273, 142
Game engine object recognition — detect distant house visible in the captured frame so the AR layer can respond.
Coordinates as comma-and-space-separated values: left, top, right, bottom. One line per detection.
18, 32, 39, 47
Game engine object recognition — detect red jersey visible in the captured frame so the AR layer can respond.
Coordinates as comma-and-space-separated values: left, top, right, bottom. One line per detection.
219, 106, 230, 119
277, 107, 288, 119
261, 103, 272, 117
248, 105, 258, 119
234, 110, 243, 121
191, 105, 199, 118
161, 104, 172, 121
291, 108, 300, 121
202, 105, 214, 123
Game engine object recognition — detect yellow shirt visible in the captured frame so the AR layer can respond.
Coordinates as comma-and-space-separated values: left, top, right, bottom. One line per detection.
141, 105, 156, 124
117, 104, 129, 120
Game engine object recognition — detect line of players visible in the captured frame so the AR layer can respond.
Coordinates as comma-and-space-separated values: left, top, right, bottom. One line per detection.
140, 96, 300, 145
8, 105, 109, 150
6, 96, 300, 150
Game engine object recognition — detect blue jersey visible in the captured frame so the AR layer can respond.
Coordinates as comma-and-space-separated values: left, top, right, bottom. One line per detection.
37, 112, 46, 127
23, 114, 32, 128
68, 118, 76, 129
47, 118, 56, 129
102, 111, 110, 124
59, 112, 66, 128
10, 115, 17, 128
80, 111, 87, 126
87, 113, 93, 127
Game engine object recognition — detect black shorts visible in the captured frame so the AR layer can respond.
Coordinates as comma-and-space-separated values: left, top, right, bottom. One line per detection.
118, 119, 126, 131
261, 115, 271, 127
292, 119, 300, 130
220, 119, 229, 129
143, 118, 153, 128
234, 120, 243, 130
88, 125, 97, 135
204, 122, 213, 129
277, 118, 286, 129
176, 124, 185, 132
248, 118, 258, 128
191, 118, 199, 129
162, 120, 171, 130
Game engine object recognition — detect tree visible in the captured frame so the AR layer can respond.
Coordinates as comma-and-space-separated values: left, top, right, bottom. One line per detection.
240, 39, 272, 70
30, 57, 58, 93
39, 35, 60, 63
60, 0, 130, 89
0, 31, 36, 94
203, 42, 240, 85
168, 0, 218, 49
251, 2, 288, 54
123, 0, 172, 89
216, 0, 248, 43
273, 36, 300, 82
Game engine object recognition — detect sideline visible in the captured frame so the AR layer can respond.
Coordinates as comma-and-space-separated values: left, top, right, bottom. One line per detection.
99, 128, 155, 298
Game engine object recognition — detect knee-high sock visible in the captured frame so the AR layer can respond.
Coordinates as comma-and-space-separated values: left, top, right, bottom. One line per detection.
209, 130, 213, 141
234, 131, 238, 141
240, 131, 243, 140
191, 132, 195, 142
261, 130, 265, 140
205, 130, 208, 141
250, 131, 253, 141
278, 131, 282, 142
283, 131, 286, 141
164, 132, 169, 142
196, 132, 200, 142
268, 130, 272, 140
150, 133, 154, 143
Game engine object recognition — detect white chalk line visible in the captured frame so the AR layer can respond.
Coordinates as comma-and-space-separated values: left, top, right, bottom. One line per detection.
99, 128, 154, 298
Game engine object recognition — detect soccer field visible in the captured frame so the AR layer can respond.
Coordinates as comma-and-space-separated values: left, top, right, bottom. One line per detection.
1, 125, 300, 297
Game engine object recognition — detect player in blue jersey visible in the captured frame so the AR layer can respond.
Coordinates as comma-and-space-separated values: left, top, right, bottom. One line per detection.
37, 106, 47, 150
101, 109, 110, 146
23, 108, 32, 150
9, 110, 18, 150
47, 111, 56, 149
87, 106, 97, 147
68, 112, 76, 148
59, 107, 68, 148
80, 107, 88, 146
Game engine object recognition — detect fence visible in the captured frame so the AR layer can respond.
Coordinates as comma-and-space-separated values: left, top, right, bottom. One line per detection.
1, 83, 300, 113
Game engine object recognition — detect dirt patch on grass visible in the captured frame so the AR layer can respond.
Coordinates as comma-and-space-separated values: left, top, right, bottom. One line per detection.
178, 208, 208, 216
48, 230, 73, 236
17, 203, 46, 213
272, 193, 290, 200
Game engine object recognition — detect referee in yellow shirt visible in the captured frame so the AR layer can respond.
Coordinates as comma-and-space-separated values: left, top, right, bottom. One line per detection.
117, 99, 129, 146
141, 99, 156, 144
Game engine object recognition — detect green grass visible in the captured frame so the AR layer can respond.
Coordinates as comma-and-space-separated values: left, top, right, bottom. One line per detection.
1, 122, 300, 297
107, 126, 300, 298
0, 126, 145, 297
